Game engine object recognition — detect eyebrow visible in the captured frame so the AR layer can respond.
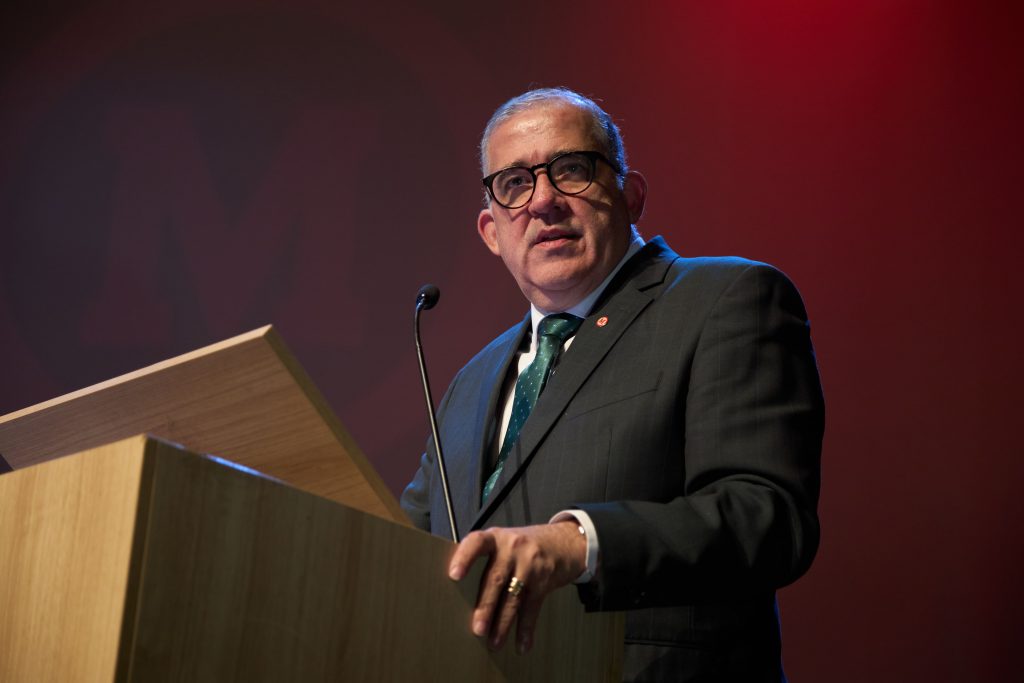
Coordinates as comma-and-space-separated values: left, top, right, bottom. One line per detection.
498, 148, 578, 172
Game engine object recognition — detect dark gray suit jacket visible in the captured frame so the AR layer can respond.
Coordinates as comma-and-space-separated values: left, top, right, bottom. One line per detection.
401, 237, 824, 682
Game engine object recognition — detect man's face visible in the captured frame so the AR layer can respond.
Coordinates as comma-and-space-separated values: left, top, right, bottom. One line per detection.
477, 103, 646, 312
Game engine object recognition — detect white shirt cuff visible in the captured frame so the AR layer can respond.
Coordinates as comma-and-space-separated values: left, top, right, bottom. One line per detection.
549, 509, 600, 584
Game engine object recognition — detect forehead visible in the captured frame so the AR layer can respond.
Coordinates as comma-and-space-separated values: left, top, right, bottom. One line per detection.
485, 103, 601, 172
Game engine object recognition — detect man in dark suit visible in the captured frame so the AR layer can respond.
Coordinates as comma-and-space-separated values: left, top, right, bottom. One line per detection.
401, 87, 824, 682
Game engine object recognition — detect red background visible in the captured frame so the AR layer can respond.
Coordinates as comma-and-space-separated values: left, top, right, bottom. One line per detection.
1, 1, 1021, 679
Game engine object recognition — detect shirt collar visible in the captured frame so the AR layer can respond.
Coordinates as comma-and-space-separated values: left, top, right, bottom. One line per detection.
528, 233, 644, 343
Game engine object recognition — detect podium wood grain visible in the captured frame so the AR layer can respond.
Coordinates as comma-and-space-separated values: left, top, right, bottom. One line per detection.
0, 437, 144, 681
0, 326, 405, 524
0, 436, 624, 682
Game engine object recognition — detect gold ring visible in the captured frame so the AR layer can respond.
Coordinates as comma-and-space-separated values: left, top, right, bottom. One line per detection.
507, 576, 525, 598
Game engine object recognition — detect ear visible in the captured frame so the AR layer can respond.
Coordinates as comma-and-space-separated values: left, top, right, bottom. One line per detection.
477, 207, 501, 256
622, 170, 648, 224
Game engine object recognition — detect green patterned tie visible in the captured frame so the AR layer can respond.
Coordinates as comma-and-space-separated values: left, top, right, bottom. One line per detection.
482, 313, 583, 503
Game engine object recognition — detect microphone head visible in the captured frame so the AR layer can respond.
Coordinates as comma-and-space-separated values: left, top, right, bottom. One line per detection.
417, 284, 441, 310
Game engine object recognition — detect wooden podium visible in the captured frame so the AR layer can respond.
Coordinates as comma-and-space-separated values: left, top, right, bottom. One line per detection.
0, 328, 623, 682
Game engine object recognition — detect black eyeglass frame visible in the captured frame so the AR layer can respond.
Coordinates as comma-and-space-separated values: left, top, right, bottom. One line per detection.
481, 150, 622, 209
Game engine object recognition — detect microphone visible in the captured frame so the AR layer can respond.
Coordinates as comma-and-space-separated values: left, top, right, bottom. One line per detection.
414, 284, 459, 542
417, 284, 440, 311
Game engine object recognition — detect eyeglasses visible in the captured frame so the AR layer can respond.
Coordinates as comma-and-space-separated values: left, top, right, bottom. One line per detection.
482, 150, 621, 209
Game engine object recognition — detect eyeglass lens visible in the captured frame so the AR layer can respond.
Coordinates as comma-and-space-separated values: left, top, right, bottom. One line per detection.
492, 153, 595, 208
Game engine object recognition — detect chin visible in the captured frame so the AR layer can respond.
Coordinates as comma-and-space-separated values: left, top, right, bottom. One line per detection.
526, 280, 591, 310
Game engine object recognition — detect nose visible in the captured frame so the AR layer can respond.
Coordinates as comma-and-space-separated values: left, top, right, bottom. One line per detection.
528, 170, 560, 215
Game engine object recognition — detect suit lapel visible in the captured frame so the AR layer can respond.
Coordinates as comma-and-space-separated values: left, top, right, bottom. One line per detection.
472, 238, 678, 528
452, 314, 529, 532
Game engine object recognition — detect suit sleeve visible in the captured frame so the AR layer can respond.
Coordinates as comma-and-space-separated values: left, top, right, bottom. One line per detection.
399, 444, 434, 532
576, 264, 824, 610
400, 368, 462, 533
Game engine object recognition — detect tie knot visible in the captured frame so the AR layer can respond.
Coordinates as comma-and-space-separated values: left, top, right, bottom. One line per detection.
537, 313, 583, 344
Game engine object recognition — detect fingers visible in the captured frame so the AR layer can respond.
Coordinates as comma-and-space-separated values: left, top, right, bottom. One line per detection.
490, 571, 525, 649
474, 557, 513, 639
448, 529, 494, 581
448, 530, 512, 638
515, 590, 543, 654
494, 573, 545, 654
448, 523, 587, 654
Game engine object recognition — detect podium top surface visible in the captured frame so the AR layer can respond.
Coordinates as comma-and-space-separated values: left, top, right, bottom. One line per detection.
0, 326, 407, 524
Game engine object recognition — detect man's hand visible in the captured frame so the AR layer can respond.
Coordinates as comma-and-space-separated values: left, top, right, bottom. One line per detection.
448, 520, 586, 654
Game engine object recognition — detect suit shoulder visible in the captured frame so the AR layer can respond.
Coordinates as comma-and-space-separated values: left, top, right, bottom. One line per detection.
671, 255, 785, 278
663, 255, 788, 289
654, 254, 809, 322
639, 238, 794, 287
